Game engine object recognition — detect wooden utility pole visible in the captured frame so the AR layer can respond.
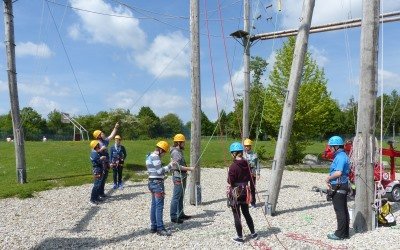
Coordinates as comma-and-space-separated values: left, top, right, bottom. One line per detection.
242, 0, 250, 139
353, 0, 380, 232
3, 0, 27, 183
265, 0, 315, 215
189, 0, 201, 205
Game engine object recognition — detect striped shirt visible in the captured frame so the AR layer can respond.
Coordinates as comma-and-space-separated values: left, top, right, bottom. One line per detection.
146, 152, 171, 179
244, 150, 260, 175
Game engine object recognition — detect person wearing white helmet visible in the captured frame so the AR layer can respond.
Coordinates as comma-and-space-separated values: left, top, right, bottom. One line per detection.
243, 138, 260, 208
92, 122, 119, 199
326, 135, 350, 240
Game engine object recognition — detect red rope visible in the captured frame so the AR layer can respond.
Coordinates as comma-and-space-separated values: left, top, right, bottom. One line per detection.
285, 233, 348, 250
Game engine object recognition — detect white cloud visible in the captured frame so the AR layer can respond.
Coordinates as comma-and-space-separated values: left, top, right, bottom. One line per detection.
16, 42, 53, 58
278, 0, 400, 29
134, 31, 190, 78
223, 66, 244, 95
69, 0, 146, 50
19, 77, 71, 97
379, 69, 400, 89
309, 45, 329, 67
107, 89, 189, 116
28, 96, 60, 115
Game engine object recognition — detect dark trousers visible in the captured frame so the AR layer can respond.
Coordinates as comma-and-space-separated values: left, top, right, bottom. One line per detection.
332, 192, 349, 238
90, 176, 102, 202
112, 166, 123, 185
250, 175, 256, 205
99, 169, 109, 195
231, 203, 255, 238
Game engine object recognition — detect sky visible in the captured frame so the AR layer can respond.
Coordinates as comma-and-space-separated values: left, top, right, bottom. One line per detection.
0, 0, 399, 124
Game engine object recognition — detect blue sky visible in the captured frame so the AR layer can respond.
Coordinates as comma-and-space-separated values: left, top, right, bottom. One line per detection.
0, 0, 399, 123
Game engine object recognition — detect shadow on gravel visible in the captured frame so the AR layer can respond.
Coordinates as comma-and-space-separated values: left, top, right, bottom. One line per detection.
276, 202, 331, 215
281, 184, 300, 189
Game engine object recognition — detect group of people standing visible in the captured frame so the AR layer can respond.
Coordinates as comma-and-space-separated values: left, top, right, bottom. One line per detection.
89, 122, 127, 205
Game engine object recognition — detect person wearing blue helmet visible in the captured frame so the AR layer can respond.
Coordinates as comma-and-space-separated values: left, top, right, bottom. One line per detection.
227, 142, 258, 244
326, 136, 350, 240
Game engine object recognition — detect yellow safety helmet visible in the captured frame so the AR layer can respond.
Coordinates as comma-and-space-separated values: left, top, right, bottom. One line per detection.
90, 140, 99, 150
244, 138, 253, 146
173, 133, 186, 142
156, 140, 169, 152
93, 130, 102, 139
115, 135, 121, 140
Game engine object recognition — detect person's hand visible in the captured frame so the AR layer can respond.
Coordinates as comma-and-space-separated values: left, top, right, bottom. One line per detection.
114, 122, 119, 129
100, 146, 107, 151
170, 161, 178, 170
325, 176, 331, 188
188, 167, 195, 171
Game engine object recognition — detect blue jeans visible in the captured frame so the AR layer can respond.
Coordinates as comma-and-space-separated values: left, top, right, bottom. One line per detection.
170, 174, 187, 219
99, 168, 109, 195
91, 167, 102, 201
148, 179, 165, 231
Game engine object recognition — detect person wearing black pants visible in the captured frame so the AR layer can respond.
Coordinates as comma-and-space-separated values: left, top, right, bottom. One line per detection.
227, 142, 258, 244
326, 136, 350, 240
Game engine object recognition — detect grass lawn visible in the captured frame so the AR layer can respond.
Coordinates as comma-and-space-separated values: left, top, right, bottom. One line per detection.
0, 139, 398, 199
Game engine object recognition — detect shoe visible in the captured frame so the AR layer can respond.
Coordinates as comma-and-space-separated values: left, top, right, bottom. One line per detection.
118, 183, 124, 190
97, 196, 105, 202
231, 237, 244, 244
179, 214, 192, 220
150, 228, 157, 234
89, 200, 99, 205
157, 229, 172, 236
327, 233, 346, 240
113, 184, 118, 189
99, 194, 108, 199
251, 232, 259, 239
171, 218, 184, 224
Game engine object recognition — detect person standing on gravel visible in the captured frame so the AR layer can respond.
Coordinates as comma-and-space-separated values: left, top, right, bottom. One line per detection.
89, 140, 106, 205
92, 122, 119, 198
325, 136, 350, 240
146, 140, 177, 236
227, 142, 258, 244
170, 133, 195, 224
243, 138, 260, 208
110, 135, 127, 190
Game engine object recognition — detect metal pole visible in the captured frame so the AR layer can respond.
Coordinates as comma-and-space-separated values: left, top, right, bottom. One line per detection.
189, 0, 201, 205
353, 0, 380, 232
266, 0, 315, 215
242, 0, 250, 140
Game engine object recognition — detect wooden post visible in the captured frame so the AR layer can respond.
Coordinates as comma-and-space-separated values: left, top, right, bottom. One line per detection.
242, 0, 250, 140
3, 0, 27, 184
353, 0, 380, 232
189, 0, 201, 205
266, 0, 315, 215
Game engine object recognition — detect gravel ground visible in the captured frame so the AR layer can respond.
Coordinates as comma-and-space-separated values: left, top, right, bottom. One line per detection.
1, 168, 399, 250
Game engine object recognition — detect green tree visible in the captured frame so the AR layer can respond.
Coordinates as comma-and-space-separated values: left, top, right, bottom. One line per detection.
0, 112, 13, 138
376, 90, 400, 138
160, 113, 184, 138
201, 111, 214, 136
137, 106, 161, 139
20, 107, 47, 141
47, 110, 73, 137
265, 37, 337, 163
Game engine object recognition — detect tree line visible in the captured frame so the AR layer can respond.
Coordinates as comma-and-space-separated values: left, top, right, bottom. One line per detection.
0, 38, 398, 163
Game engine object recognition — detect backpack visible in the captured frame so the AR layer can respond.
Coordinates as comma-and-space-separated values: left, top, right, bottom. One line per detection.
378, 200, 396, 226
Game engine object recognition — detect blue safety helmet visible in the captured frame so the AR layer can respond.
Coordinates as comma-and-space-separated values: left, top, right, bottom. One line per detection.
328, 136, 344, 146
229, 142, 244, 152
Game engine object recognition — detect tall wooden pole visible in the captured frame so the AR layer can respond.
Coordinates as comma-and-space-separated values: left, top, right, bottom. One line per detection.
189, 0, 201, 205
3, 0, 27, 184
265, 0, 315, 215
242, 0, 250, 139
353, 0, 380, 232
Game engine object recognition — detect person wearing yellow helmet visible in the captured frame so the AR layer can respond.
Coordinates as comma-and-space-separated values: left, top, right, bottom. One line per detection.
243, 138, 260, 208
170, 133, 195, 223
146, 140, 177, 236
110, 135, 127, 190
92, 122, 119, 199
89, 140, 107, 205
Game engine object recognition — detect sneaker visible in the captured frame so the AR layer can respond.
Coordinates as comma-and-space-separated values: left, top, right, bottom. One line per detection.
179, 214, 192, 220
89, 200, 99, 205
157, 229, 172, 236
113, 184, 118, 190
231, 237, 244, 244
118, 183, 124, 190
251, 233, 259, 240
327, 233, 346, 240
171, 218, 184, 224
150, 228, 157, 234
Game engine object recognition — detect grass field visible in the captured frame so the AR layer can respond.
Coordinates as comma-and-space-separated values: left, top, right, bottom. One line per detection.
0, 139, 398, 199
